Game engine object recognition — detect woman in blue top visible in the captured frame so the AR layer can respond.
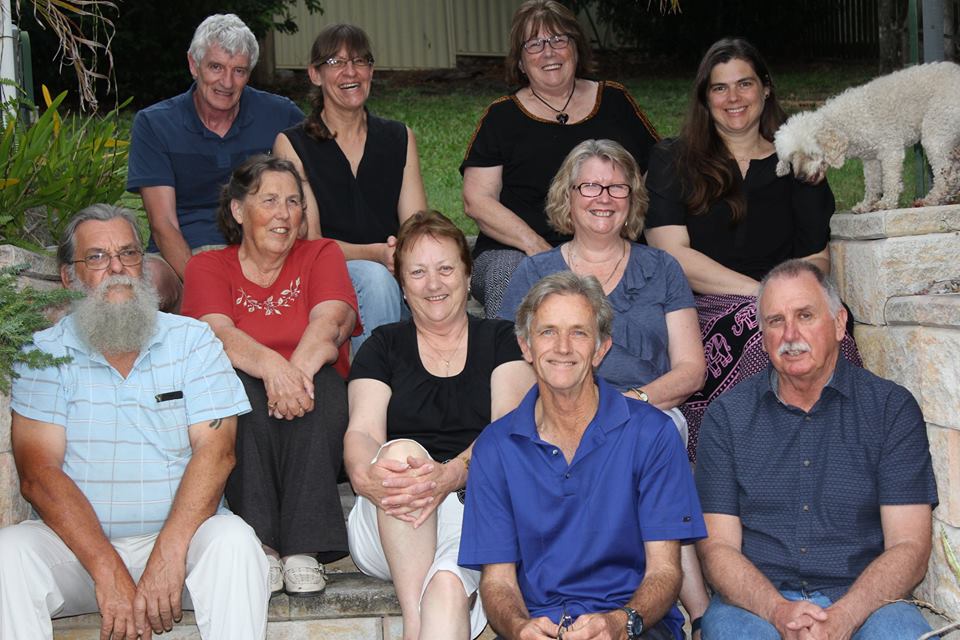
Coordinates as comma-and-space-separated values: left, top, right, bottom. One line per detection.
499, 139, 705, 442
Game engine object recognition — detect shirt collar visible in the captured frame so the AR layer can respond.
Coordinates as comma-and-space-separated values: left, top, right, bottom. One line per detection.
182, 83, 251, 138
766, 353, 852, 405
508, 376, 632, 440
61, 311, 167, 365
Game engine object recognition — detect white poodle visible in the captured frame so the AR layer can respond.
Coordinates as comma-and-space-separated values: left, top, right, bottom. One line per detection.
774, 62, 960, 212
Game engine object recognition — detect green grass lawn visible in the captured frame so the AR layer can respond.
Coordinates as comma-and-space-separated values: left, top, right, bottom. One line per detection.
366, 62, 926, 233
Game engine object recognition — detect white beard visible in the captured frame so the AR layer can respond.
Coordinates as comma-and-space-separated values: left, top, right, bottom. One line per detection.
72, 274, 159, 354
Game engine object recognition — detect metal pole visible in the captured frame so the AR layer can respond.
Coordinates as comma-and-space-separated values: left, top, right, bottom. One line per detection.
923, 0, 946, 61
1, 0, 17, 108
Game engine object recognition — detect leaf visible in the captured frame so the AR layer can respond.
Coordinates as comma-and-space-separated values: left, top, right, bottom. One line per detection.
943, 529, 960, 587
0, 179, 21, 188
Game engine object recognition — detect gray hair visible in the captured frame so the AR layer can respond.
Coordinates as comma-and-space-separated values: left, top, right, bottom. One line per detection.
58, 204, 143, 268
515, 271, 613, 349
189, 14, 259, 69
757, 259, 843, 327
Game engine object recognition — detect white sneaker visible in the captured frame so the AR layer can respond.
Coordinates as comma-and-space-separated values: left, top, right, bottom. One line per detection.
282, 554, 327, 596
267, 555, 283, 596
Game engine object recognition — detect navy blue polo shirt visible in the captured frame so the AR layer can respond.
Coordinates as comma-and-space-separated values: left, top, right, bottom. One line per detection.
127, 85, 304, 250
459, 378, 706, 639
696, 357, 938, 600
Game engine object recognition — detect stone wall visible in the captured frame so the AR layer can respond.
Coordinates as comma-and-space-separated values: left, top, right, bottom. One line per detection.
831, 206, 960, 619
0, 245, 61, 528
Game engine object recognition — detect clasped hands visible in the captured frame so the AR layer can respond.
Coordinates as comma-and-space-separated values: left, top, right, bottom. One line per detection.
513, 610, 625, 640
773, 599, 858, 640
367, 455, 459, 528
264, 356, 314, 420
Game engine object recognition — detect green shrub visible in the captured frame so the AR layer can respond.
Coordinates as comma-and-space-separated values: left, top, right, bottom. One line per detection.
0, 264, 79, 394
0, 87, 131, 251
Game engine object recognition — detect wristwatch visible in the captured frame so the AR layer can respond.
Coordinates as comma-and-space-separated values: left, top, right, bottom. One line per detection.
630, 387, 649, 402
622, 606, 644, 639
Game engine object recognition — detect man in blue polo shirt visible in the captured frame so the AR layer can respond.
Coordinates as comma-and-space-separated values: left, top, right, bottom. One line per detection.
460, 272, 705, 640
695, 259, 938, 639
127, 13, 303, 309
0, 205, 268, 639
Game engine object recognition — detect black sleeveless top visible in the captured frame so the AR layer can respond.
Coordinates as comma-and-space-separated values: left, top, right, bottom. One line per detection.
284, 112, 407, 244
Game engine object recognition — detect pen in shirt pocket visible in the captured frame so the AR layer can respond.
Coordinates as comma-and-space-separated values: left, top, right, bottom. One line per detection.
156, 391, 184, 402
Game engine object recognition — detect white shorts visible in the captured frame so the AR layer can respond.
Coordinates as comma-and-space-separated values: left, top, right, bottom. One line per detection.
347, 440, 486, 638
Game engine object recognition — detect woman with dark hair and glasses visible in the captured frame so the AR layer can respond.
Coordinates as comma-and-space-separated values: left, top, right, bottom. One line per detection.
181, 154, 360, 598
643, 38, 861, 461
461, 0, 660, 320
274, 23, 427, 353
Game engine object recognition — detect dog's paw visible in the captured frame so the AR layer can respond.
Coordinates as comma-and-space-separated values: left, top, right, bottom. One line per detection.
851, 201, 874, 214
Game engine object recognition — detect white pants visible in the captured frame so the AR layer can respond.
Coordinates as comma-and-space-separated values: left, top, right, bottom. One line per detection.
0, 514, 269, 639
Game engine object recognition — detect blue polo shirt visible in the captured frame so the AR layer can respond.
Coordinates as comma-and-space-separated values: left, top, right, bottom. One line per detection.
127, 85, 304, 250
459, 378, 705, 638
11, 313, 251, 539
695, 357, 938, 600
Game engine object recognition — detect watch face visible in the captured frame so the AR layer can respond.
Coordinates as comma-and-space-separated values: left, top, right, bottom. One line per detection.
624, 607, 644, 639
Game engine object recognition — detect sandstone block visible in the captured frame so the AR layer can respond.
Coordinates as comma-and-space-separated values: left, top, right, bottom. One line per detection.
919, 328, 960, 429
1, 393, 10, 454
831, 206, 960, 240
0, 451, 29, 527
833, 233, 960, 326
887, 295, 960, 328
852, 325, 922, 401
266, 618, 381, 639
916, 521, 960, 616
928, 426, 960, 528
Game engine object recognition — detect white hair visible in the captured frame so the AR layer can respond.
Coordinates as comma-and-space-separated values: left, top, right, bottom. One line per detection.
189, 14, 259, 69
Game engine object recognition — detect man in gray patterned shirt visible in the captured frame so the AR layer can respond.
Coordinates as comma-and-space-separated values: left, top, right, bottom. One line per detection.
695, 259, 937, 640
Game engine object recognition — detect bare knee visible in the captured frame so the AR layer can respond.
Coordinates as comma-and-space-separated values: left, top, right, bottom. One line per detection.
424, 570, 467, 603
377, 439, 431, 464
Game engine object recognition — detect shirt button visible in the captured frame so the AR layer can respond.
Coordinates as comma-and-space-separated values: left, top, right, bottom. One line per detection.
802, 504, 810, 512
803, 460, 811, 467
801, 580, 808, 587
804, 416, 811, 421
565, 473, 571, 479
800, 547, 807, 553
552, 449, 559, 456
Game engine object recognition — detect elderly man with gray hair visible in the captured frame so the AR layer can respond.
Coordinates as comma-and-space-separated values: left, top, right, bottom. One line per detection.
459, 271, 705, 640
0, 205, 269, 639
127, 13, 304, 310
695, 259, 938, 639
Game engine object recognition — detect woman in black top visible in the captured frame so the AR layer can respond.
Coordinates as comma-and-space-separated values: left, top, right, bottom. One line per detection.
274, 23, 427, 352
644, 38, 860, 460
343, 211, 535, 639
461, 0, 658, 319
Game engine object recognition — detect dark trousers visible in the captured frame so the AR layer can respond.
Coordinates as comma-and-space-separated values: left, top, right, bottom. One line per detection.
226, 367, 348, 561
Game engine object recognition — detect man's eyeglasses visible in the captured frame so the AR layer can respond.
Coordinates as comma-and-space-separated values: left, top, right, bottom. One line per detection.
72, 249, 144, 270
522, 33, 571, 54
323, 56, 374, 69
573, 183, 632, 199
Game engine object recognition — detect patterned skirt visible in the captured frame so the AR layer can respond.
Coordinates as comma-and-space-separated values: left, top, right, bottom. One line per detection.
680, 294, 863, 462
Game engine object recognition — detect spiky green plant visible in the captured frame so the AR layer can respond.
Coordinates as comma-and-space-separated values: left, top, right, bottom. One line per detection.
0, 264, 79, 394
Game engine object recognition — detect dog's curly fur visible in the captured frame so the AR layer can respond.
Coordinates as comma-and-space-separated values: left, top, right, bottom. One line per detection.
774, 62, 960, 213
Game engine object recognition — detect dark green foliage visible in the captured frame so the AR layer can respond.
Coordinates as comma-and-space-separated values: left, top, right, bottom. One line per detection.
0, 264, 80, 394
18, 0, 323, 108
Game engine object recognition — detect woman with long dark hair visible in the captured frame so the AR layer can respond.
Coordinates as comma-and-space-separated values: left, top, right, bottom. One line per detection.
644, 38, 861, 461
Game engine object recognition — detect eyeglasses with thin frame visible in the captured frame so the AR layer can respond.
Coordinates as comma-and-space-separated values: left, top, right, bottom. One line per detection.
323, 56, 374, 69
72, 248, 144, 271
573, 182, 632, 199
522, 33, 571, 54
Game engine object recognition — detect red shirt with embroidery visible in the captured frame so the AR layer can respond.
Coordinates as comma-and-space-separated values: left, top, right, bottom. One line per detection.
182, 239, 360, 378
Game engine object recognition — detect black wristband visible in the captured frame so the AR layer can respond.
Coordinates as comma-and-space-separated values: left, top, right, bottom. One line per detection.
691, 616, 703, 633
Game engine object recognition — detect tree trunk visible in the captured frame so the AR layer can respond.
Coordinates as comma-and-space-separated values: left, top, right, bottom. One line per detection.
0, 0, 16, 107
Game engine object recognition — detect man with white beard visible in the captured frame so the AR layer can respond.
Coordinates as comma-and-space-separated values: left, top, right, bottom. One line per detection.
694, 259, 938, 640
0, 204, 269, 639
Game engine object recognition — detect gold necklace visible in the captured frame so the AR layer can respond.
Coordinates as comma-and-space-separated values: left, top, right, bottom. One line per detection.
417, 321, 468, 375
568, 240, 627, 288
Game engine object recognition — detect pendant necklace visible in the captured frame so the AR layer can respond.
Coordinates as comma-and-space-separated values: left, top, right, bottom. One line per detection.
568, 240, 627, 287
418, 322, 468, 376
529, 83, 576, 125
